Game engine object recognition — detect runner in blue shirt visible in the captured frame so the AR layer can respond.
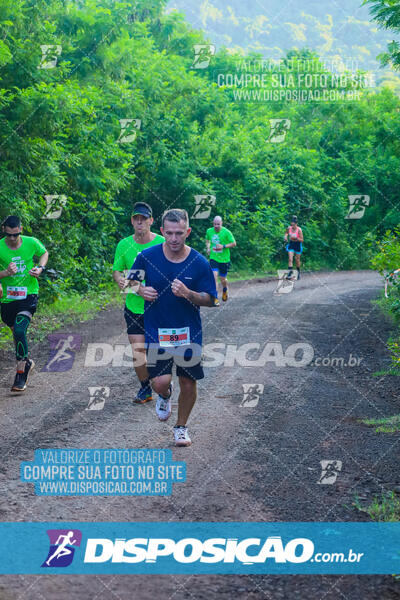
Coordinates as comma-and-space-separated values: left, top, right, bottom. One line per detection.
128, 208, 217, 447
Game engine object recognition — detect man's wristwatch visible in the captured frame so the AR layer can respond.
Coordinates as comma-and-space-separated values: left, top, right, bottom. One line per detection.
36, 265, 45, 272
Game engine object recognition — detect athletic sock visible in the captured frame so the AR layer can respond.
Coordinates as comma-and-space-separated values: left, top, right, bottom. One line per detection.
160, 387, 172, 400
223, 287, 227, 292
140, 378, 150, 388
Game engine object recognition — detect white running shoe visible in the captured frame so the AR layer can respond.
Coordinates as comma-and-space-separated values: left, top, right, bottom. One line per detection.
174, 426, 191, 447
156, 382, 173, 421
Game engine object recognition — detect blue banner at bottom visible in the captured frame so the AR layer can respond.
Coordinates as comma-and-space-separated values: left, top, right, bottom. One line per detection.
0, 522, 398, 574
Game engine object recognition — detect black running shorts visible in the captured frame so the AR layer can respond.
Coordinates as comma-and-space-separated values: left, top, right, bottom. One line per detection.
210, 259, 230, 277
146, 345, 204, 381
0, 295, 38, 328
124, 307, 145, 336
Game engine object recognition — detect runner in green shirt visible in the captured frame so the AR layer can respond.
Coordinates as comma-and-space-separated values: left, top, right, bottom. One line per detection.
0, 215, 48, 392
113, 202, 164, 404
205, 216, 236, 303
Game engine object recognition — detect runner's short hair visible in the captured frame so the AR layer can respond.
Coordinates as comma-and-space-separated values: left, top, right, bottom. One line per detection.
291, 215, 298, 223
2, 215, 21, 229
162, 208, 189, 228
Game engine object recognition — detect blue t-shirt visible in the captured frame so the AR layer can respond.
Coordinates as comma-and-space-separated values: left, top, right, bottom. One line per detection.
129, 244, 217, 348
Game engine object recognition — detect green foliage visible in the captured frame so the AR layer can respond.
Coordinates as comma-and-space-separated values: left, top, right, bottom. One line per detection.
364, 0, 400, 70
371, 231, 400, 370
371, 230, 400, 332
371, 229, 400, 275
362, 414, 400, 433
354, 490, 400, 521
1, 0, 400, 305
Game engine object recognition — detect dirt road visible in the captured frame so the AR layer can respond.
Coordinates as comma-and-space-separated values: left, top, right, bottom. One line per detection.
0, 271, 399, 599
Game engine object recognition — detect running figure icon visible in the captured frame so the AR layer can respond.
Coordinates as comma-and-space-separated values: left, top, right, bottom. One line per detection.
45, 531, 77, 566
44, 335, 78, 371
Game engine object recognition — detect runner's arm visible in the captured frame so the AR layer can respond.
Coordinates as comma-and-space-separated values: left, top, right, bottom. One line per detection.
137, 284, 158, 301
0, 264, 16, 279
224, 231, 236, 249
126, 253, 147, 293
38, 250, 49, 268
171, 279, 215, 306
297, 228, 304, 242
29, 250, 49, 277
113, 270, 129, 291
187, 290, 215, 307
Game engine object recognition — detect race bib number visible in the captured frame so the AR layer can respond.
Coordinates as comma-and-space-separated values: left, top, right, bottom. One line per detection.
158, 327, 190, 347
7, 286, 27, 300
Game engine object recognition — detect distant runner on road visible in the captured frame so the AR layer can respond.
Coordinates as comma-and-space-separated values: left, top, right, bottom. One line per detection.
205, 216, 236, 304
284, 215, 304, 280
129, 208, 217, 447
0, 215, 48, 392
113, 202, 164, 404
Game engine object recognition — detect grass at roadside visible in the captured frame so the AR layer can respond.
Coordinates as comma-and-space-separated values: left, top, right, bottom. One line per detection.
229, 269, 276, 282
354, 491, 400, 521
361, 415, 400, 433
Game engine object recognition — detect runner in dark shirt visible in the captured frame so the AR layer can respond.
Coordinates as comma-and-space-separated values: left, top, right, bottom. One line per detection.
129, 208, 217, 446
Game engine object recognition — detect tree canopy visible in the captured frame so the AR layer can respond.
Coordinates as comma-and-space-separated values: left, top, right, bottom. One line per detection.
0, 0, 399, 301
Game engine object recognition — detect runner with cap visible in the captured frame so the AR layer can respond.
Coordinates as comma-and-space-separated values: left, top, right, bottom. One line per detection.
128, 208, 217, 446
205, 216, 236, 304
284, 215, 304, 280
0, 215, 48, 392
113, 202, 164, 404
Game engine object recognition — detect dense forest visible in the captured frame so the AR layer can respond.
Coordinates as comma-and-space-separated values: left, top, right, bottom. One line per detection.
0, 0, 400, 304
168, 0, 398, 84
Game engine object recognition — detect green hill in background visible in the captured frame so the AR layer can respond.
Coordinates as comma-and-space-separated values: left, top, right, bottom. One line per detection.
168, 0, 398, 84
